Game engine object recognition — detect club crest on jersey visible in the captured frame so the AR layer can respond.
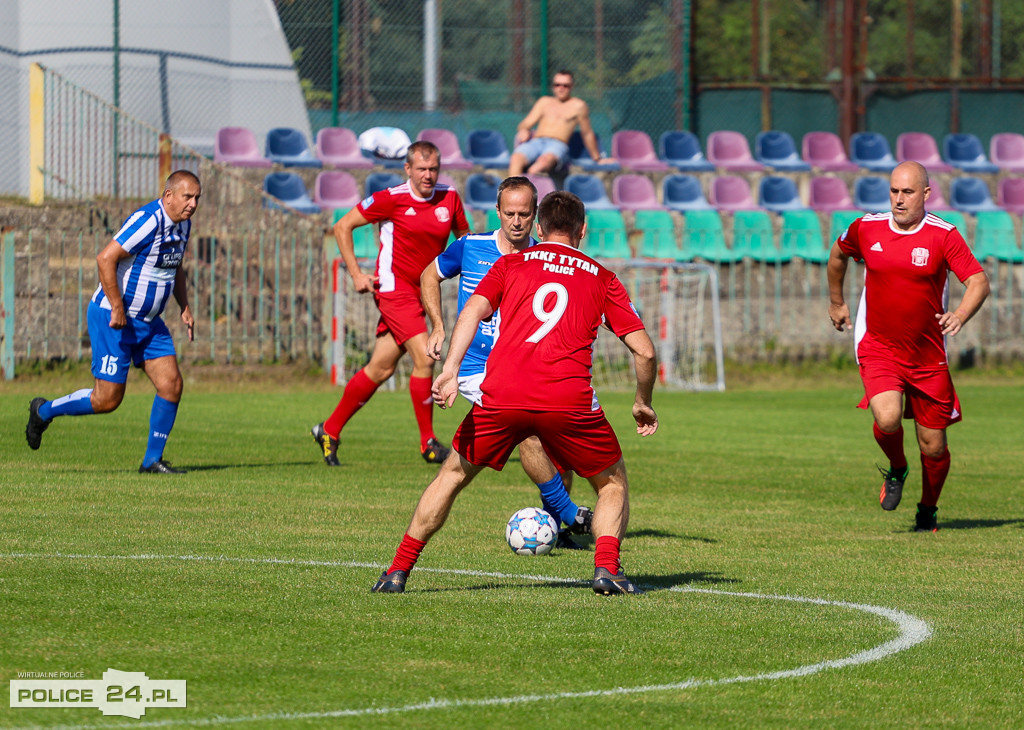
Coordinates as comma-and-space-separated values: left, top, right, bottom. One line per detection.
435, 207, 450, 223
910, 247, 930, 267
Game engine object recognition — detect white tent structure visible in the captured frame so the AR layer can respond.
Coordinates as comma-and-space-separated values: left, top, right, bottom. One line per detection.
0, 0, 311, 198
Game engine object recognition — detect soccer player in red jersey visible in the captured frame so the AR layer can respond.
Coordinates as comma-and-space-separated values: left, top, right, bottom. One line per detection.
311, 140, 470, 466
827, 161, 990, 531
372, 191, 659, 596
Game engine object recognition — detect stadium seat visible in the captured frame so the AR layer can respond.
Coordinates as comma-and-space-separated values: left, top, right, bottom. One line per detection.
265, 127, 322, 167
949, 176, 1000, 213
525, 173, 557, 202
808, 176, 855, 212
612, 174, 662, 210
564, 174, 615, 210
853, 175, 891, 212
828, 210, 862, 247
754, 130, 810, 171
315, 127, 373, 169
973, 210, 1024, 263
635, 209, 687, 260
214, 126, 272, 167
263, 172, 320, 214
464, 173, 501, 211
364, 172, 403, 197
583, 210, 631, 258
732, 210, 786, 263
896, 132, 953, 173
466, 129, 510, 168
710, 175, 758, 211
757, 175, 807, 212
931, 210, 967, 240
706, 130, 765, 172
849, 132, 898, 172
662, 174, 712, 211
997, 177, 1024, 215
331, 208, 378, 257
417, 128, 474, 170
314, 171, 360, 211
926, 181, 949, 211
943, 133, 999, 173
682, 209, 738, 263
658, 130, 715, 172
567, 130, 620, 171
611, 130, 670, 172
989, 132, 1024, 173
801, 131, 858, 172
780, 210, 827, 263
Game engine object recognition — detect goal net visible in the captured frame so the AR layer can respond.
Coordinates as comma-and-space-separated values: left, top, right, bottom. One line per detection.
330, 260, 725, 392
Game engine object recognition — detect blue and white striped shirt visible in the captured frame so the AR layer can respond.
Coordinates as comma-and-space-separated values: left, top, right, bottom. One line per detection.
92, 199, 191, 323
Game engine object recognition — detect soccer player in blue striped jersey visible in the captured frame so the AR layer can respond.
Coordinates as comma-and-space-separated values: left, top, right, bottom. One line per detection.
25, 170, 200, 474
420, 176, 592, 546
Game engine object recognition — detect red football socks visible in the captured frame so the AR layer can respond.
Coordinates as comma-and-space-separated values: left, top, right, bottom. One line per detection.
324, 368, 379, 438
594, 535, 621, 574
389, 533, 427, 575
409, 375, 436, 451
873, 422, 908, 471
920, 448, 951, 507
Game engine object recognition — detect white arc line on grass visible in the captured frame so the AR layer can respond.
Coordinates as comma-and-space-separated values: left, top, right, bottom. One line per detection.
4, 552, 932, 730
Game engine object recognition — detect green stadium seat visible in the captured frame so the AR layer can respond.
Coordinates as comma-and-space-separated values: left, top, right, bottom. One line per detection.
828, 210, 862, 249
485, 207, 500, 231
973, 210, 1024, 262
332, 208, 377, 258
780, 210, 827, 263
931, 210, 968, 240
635, 209, 688, 261
584, 210, 632, 258
733, 210, 787, 263
683, 209, 739, 263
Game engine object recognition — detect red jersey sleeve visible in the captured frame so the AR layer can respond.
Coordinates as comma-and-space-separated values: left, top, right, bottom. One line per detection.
357, 188, 395, 224
602, 275, 645, 337
943, 228, 984, 283
449, 193, 469, 236
473, 254, 509, 310
836, 216, 864, 259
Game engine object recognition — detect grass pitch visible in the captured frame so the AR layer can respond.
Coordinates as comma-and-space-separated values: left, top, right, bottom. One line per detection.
1, 370, 1022, 728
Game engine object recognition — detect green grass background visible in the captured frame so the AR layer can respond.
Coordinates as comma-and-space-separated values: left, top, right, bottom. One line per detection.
1, 367, 1022, 728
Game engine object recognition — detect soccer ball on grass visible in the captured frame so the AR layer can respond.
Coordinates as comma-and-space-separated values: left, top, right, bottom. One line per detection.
505, 507, 558, 556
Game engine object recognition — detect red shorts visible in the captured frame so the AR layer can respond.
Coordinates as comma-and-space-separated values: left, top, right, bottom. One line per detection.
374, 288, 426, 346
858, 357, 962, 429
452, 406, 623, 478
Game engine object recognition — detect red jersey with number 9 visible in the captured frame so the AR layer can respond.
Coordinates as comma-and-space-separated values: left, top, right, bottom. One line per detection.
472, 241, 645, 411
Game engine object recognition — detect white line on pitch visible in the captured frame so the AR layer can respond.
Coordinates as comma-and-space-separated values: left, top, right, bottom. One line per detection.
2, 552, 932, 730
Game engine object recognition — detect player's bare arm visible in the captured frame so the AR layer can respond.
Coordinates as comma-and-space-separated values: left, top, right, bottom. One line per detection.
421, 261, 447, 361
621, 328, 659, 436
577, 102, 614, 164
173, 266, 195, 342
937, 270, 991, 336
433, 294, 493, 408
333, 207, 377, 293
826, 241, 853, 332
96, 240, 131, 329
514, 98, 549, 144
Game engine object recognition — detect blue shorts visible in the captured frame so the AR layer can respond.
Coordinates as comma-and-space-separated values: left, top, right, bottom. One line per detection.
513, 137, 570, 167
88, 301, 177, 383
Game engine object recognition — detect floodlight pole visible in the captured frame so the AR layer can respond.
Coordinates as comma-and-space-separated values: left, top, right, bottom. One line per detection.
331, 0, 340, 126
113, 0, 120, 197
424, 0, 438, 111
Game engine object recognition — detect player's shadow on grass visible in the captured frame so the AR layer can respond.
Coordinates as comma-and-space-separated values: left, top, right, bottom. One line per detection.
626, 528, 718, 543
421, 570, 741, 594
173, 462, 314, 472
935, 517, 1024, 531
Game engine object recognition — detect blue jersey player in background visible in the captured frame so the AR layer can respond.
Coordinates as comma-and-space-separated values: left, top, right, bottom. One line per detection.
420, 176, 592, 548
26, 170, 201, 474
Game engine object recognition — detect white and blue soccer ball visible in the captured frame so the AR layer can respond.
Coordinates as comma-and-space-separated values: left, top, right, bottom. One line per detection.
505, 507, 558, 556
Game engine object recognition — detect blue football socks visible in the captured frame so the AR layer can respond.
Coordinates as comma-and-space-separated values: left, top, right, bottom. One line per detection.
536, 474, 579, 527
141, 395, 179, 468
40, 389, 95, 420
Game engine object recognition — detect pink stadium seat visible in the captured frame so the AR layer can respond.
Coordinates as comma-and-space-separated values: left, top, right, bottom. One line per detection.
525, 173, 557, 202
417, 128, 474, 170
314, 171, 361, 211
801, 131, 858, 172
997, 177, 1024, 214
926, 181, 949, 210
612, 174, 662, 210
214, 126, 272, 167
315, 127, 373, 169
989, 132, 1024, 173
710, 175, 758, 210
611, 130, 670, 172
706, 131, 765, 172
896, 132, 953, 173
808, 176, 854, 212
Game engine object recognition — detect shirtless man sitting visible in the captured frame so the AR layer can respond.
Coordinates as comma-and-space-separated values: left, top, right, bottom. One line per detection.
508, 70, 615, 176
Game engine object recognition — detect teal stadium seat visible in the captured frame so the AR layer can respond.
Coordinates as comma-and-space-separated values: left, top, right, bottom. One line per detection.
930, 210, 968, 240
584, 210, 632, 258
973, 210, 1024, 263
332, 208, 378, 258
683, 209, 739, 263
780, 210, 827, 263
635, 210, 688, 261
485, 207, 500, 231
828, 210, 862, 249
732, 210, 787, 263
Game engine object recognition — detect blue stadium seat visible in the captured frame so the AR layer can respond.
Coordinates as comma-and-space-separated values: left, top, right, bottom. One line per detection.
758, 176, 807, 212
263, 172, 320, 214
949, 177, 1000, 213
853, 176, 891, 212
464, 173, 501, 211
662, 174, 712, 211
942, 133, 999, 173
849, 132, 898, 172
567, 131, 620, 172
755, 131, 811, 171
658, 130, 715, 172
364, 172, 403, 197
466, 129, 510, 168
265, 127, 322, 168
564, 174, 615, 210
